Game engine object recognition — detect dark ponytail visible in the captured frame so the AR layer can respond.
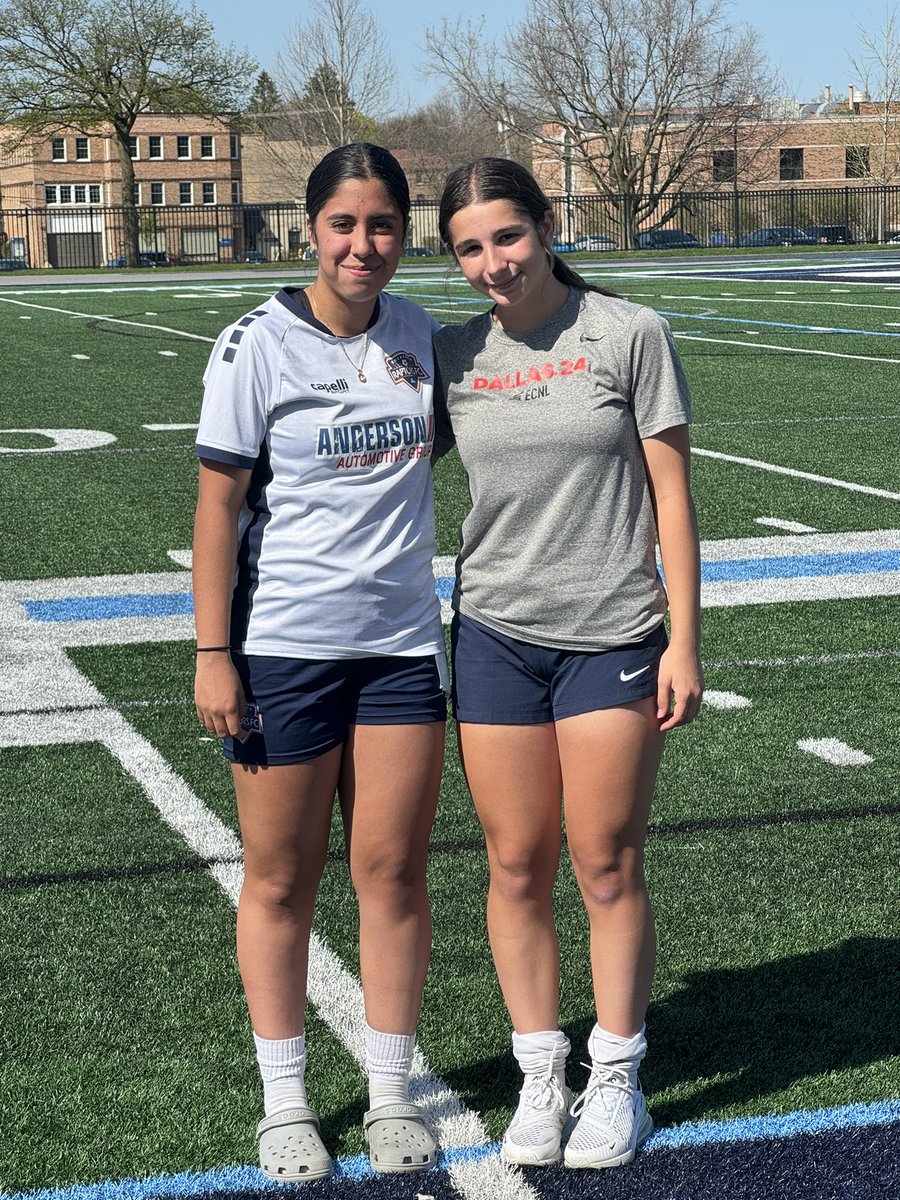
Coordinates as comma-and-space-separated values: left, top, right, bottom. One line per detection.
438, 158, 617, 297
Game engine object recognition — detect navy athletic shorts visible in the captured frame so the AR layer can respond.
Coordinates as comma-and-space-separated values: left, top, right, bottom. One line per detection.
451, 612, 667, 724
223, 652, 448, 766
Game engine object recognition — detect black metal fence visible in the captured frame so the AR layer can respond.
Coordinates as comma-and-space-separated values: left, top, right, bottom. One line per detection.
5, 184, 900, 269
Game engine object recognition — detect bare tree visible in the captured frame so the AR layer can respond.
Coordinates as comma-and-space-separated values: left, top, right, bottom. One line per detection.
0, 0, 255, 264
847, 5, 900, 237
378, 90, 527, 195
275, 0, 396, 148
426, 0, 775, 247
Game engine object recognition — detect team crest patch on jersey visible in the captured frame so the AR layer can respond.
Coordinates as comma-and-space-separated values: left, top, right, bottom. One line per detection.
384, 350, 429, 392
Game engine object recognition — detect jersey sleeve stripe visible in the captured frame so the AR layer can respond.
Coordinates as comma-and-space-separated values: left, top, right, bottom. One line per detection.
195, 444, 257, 469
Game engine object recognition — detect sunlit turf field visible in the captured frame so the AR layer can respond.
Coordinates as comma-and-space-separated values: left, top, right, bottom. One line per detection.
1, 256, 898, 1200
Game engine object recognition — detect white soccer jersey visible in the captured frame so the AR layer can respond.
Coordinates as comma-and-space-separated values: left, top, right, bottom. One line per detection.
196, 288, 444, 659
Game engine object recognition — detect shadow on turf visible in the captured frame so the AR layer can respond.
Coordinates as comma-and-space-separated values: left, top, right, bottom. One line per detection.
438, 937, 899, 1129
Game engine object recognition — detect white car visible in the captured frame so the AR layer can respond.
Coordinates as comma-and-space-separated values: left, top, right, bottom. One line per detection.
575, 235, 617, 252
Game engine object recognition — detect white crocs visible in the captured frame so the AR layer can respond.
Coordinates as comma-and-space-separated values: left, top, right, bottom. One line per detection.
501, 1070, 573, 1167
257, 1107, 333, 1182
564, 1062, 653, 1169
364, 1101, 437, 1174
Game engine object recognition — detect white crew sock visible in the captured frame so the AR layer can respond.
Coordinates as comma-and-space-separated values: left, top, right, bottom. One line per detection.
253, 1031, 309, 1116
587, 1022, 647, 1080
365, 1024, 415, 1108
511, 1028, 571, 1088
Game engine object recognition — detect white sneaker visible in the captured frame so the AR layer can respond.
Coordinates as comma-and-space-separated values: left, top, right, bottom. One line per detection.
501, 1069, 573, 1166
563, 1062, 653, 1169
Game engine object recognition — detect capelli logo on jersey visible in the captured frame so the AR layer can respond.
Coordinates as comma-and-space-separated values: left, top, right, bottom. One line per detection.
310, 378, 350, 393
385, 350, 429, 392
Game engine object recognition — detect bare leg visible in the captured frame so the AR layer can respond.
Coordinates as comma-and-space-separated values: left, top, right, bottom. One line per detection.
457, 722, 563, 1033
340, 722, 444, 1032
233, 748, 342, 1038
557, 699, 664, 1037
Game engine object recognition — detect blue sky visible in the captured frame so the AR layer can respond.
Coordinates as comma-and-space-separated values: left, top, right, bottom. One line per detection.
204, 0, 875, 112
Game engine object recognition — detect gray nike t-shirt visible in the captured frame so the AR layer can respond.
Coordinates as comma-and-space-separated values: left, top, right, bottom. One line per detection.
433, 288, 692, 650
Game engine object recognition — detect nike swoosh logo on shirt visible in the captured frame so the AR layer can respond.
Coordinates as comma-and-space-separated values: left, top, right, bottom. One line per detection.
619, 665, 651, 682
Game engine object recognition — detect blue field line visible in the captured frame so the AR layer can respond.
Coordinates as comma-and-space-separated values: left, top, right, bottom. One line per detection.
701, 548, 900, 582
5, 1100, 900, 1200
20, 549, 900, 623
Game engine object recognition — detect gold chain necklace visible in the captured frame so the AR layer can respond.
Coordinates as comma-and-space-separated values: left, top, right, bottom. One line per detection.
307, 288, 371, 383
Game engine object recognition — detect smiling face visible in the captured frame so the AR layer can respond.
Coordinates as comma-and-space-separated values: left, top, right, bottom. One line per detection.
308, 176, 406, 328
447, 198, 566, 329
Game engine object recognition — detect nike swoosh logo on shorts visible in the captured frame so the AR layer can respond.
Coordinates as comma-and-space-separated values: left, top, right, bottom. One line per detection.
619, 665, 651, 682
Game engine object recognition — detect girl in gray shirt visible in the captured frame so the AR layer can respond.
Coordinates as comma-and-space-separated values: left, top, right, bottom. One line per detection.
433, 158, 703, 1172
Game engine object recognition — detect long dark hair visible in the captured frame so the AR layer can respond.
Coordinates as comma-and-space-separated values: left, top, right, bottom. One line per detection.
306, 143, 410, 231
439, 157, 616, 297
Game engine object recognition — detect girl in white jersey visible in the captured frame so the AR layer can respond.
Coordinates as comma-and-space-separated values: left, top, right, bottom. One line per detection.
193, 144, 444, 1182
433, 159, 703, 1172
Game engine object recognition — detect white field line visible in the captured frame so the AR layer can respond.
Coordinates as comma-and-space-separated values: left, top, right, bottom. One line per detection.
691, 448, 900, 501
675, 331, 900, 364
702, 690, 752, 709
662, 292, 900, 314
704, 648, 900, 670
693, 414, 900, 427
797, 737, 874, 766
0, 583, 536, 1200
0, 296, 217, 342
754, 518, 819, 533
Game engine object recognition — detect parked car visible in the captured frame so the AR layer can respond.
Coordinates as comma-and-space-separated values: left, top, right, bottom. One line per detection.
803, 224, 855, 244
106, 251, 170, 267
244, 249, 268, 263
739, 226, 817, 246
404, 246, 436, 256
0, 258, 29, 270
708, 231, 732, 248
575, 235, 617, 251
551, 240, 578, 252
636, 229, 702, 250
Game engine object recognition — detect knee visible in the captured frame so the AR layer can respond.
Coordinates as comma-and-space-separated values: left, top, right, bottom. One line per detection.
489, 847, 556, 906
242, 860, 315, 914
351, 849, 426, 904
572, 848, 644, 909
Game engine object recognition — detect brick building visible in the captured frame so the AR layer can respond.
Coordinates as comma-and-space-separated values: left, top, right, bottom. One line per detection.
0, 113, 242, 266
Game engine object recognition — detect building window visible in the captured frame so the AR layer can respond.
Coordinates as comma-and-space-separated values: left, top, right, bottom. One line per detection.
231, 180, 241, 204
149, 135, 162, 159
51, 138, 66, 161
177, 135, 190, 159
151, 182, 164, 205
133, 182, 141, 205
712, 148, 736, 183
179, 181, 193, 204
201, 181, 216, 204
44, 183, 103, 205
846, 145, 870, 178
779, 147, 804, 181
200, 135, 214, 158
128, 135, 139, 159
75, 137, 89, 161
230, 134, 240, 159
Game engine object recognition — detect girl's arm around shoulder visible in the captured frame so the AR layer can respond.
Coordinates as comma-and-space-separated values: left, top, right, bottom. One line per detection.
193, 460, 252, 739
641, 425, 703, 731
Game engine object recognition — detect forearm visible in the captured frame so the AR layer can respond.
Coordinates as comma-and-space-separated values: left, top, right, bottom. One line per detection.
192, 494, 239, 647
656, 491, 701, 651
